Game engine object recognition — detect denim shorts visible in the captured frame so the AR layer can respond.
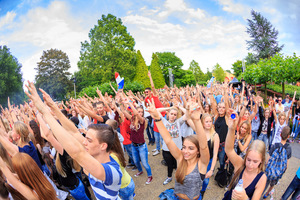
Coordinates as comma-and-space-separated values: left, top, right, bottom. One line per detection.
119, 178, 135, 200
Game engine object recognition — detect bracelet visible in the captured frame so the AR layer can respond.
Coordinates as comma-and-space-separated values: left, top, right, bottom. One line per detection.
154, 118, 162, 122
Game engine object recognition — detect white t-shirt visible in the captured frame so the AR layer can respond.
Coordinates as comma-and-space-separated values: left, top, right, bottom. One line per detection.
161, 116, 184, 151
272, 118, 286, 145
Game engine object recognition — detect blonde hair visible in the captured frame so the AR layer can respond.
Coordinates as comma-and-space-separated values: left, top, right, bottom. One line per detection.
238, 121, 251, 142
13, 121, 29, 143
278, 112, 286, 121
175, 135, 200, 184
201, 113, 215, 141
228, 140, 266, 190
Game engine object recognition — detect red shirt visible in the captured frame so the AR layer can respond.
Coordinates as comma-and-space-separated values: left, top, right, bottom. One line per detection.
130, 120, 145, 144
145, 95, 165, 132
120, 118, 131, 145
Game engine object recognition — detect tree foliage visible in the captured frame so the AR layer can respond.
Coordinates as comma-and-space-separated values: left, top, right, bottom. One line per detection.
156, 52, 183, 86
212, 63, 225, 82
188, 60, 205, 83
173, 69, 196, 87
77, 14, 136, 90
35, 49, 72, 100
134, 50, 151, 88
231, 60, 243, 78
150, 53, 165, 88
0, 46, 24, 106
246, 10, 284, 61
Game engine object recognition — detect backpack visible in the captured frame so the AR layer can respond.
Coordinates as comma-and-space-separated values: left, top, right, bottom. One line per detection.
265, 146, 288, 181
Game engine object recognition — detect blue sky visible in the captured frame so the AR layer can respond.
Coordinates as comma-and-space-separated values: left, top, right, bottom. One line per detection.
0, 0, 299, 85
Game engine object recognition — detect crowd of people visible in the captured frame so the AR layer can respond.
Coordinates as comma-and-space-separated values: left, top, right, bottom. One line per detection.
0, 71, 299, 200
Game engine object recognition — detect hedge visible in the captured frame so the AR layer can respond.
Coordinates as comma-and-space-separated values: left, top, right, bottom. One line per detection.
78, 81, 145, 98
266, 84, 300, 99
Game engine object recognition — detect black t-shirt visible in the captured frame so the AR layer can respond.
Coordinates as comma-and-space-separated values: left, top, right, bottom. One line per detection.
295, 107, 300, 116
214, 116, 228, 143
58, 150, 79, 187
96, 114, 109, 124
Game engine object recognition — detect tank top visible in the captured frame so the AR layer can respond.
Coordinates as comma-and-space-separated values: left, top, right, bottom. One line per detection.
174, 162, 204, 200
223, 168, 264, 200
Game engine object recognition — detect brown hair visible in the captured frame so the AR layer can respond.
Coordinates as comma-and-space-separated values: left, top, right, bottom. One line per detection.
228, 140, 266, 190
87, 124, 115, 152
175, 135, 200, 184
281, 126, 290, 140
201, 114, 215, 139
12, 153, 57, 200
105, 119, 126, 167
29, 120, 44, 147
13, 121, 30, 143
0, 176, 25, 200
238, 121, 251, 142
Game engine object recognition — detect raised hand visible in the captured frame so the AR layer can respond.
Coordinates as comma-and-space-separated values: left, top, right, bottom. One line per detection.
39, 89, 56, 109
25, 81, 47, 114
146, 99, 160, 120
186, 101, 201, 121
226, 109, 239, 129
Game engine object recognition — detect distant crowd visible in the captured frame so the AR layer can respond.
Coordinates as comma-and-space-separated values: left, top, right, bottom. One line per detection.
0, 72, 299, 200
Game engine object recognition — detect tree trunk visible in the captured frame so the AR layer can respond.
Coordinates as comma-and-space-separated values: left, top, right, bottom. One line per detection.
282, 82, 285, 98
265, 83, 267, 100
254, 83, 257, 94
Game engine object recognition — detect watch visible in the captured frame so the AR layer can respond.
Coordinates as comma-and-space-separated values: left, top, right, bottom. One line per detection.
154, 118, 162, 122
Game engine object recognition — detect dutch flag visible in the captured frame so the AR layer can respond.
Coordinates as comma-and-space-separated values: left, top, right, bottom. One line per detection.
207, 77, 214, 88
115, 72, 124, 89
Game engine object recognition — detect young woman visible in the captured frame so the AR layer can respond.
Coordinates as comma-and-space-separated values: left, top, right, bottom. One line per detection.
0, 152, 57, 200
124, 100, 153, 184
156, 107, 186, 185
147, 100, 209, 200
106, 119, 135, 200
200, 113, 220, 198
223, 109, 267, 200
234, 121, 252, 159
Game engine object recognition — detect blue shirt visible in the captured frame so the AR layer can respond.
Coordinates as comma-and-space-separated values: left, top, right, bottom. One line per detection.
89, 156, 122, 200
296, 167, 300, 178
18, 141, 43, 170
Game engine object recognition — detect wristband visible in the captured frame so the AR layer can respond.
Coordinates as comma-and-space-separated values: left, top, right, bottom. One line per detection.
154, 118, 162, 122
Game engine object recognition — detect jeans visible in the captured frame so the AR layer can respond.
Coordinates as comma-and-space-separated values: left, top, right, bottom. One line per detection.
119, 178, 135, 200
258, 133, 269, 152
68, 177, 90, 200
124, 144, 134, 165
201, 158, 212, 192
154, 131, 163, 150
218, 145, 226, 170
281, 175, 300, 200
131, 143, 152, 176
292, 118, 300, 139
251, 130, 258, 142
146, 117, 155, 143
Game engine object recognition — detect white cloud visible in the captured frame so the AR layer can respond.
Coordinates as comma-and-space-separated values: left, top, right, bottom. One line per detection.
3, 1, 90, 83
217, 0, 250, 16
0, 11, 16, 29
123, 2, 249, 73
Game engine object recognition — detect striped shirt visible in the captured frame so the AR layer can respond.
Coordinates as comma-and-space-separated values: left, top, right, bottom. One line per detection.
89, 156, 122, 200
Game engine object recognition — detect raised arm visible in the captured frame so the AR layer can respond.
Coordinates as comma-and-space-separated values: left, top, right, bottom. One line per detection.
0, 128, 18, 156
225, 109, 243, 171
186, 102, 209, 174
0, 157, 38, 200
40, 89, 85, 144
148, 71, 158, 96
25, 81, 107, 181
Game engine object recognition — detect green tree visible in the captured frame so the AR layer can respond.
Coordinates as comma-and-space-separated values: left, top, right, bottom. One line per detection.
246, 10, 284, 61
134, 50, 151, 88
156, 52, 183, 86
35, 49, 72, 100
212, 63, 225, 82
173, 69, 196, 87
77, 14, 136, 89
205, 68, 212, 81
231, 60, 243, 77
150, 53, 165, 88
188, 60, 205, 83
0, 46, 24, 106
